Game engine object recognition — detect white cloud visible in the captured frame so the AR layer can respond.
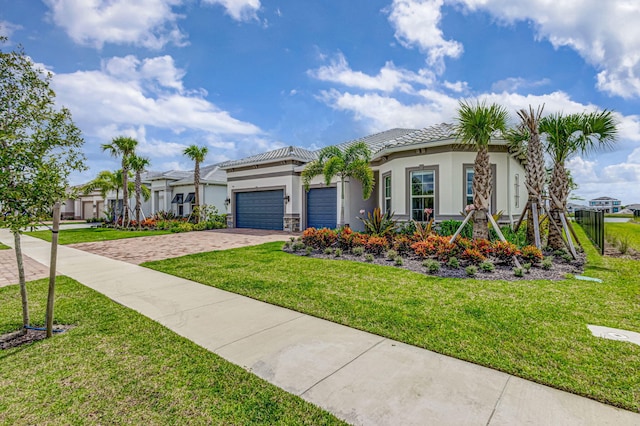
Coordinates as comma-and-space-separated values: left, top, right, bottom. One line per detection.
202, 0, 261, 22
0, 20, 22, 39
568, 154, 640, 203
451, 0, 640, 98
44, 0, 186, 49
309, 52, 434, 93
386, 0, 463, 71
491, 77, 550, 93
52, 55, 260, 136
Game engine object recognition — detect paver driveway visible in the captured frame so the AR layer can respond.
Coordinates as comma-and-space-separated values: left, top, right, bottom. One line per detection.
69, 228, 294, 264
0, 249, 50, 287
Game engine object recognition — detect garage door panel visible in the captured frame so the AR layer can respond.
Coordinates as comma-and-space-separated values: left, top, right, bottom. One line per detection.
236, 190, 283, 230
307, 187, 337, 229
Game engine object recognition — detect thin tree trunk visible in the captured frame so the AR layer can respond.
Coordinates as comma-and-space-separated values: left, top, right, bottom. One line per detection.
13, 231, 29, 331
46, 202, 61, 338
194, 161, 200, 224
135, 172, 141, 227
122, 162, 129, 223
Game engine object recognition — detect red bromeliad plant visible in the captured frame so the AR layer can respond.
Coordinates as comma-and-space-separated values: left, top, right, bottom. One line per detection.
302, 227, 338, 249
472, 239, 493, 257
365, 236, 388, 255
411, 235, 458, 259
520, 245, 543, 263
492, 241, 520, 264
392, 235, 414, 255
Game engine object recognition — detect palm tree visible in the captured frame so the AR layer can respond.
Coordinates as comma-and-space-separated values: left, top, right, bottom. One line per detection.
454, 100, 508, 240
128, 155, 151, 226
509, 105, 546, 246
82, 170, 121, 221
101, 136, 138, 223
302, 141, 373, 227
183, 145, 209, 223
540, 110, 617, 249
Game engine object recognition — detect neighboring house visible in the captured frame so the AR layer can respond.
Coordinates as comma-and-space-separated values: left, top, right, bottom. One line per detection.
588, 196, 622, 213
67, 164, 228, 221
218, 124, 528, 232
626, 203, 640, 212
566, 202, 587, 214
61, 187, 106, 220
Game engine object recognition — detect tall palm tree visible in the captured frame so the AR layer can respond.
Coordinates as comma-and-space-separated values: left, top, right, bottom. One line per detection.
101, 136, 138, 223
128, 155, 151, 225
510, 105, 546, 246
82, 170, 121, 221
183, 145, 209, 223
454, 100, 508, 240
540, 110, 617, 249
302, 141, 373, 227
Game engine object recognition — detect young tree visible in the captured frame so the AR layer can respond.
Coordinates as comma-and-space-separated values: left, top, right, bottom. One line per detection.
0, 38, 86, 331
454, 100, 508, 240
101, 136, 138, 224
183, 145, 208, 223
128, 155, 151, 225
302, 142, 373, 227
540, 111, 617, 249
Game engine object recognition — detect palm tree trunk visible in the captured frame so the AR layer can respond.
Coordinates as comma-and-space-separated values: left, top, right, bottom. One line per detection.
548, 162, 569, 250
135, 172, 142, 227
521, 107, 546, 246
122, 162, 129, 223
472, 146, 491, 240
13, 231, 29, 331
194, 161, 200, 224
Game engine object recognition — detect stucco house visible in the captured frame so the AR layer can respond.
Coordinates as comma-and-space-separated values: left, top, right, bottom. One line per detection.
66, 164, 228, 221
588, 196, 622, 213
219, 124, 527, 232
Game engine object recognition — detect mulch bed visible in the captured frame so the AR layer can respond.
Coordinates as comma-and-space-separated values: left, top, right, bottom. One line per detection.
0, 325, 74, 350
285, 248, 586, 281
603, 243, 640, 260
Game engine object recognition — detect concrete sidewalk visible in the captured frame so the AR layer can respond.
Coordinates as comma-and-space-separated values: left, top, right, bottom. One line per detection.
1, 229, 637, 425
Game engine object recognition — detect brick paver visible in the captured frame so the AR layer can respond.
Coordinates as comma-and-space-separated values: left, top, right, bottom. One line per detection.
0, 248, 50, 287
69, 229, 295, 264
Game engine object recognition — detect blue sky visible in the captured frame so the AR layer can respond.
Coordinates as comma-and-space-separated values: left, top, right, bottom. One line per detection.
2, 0, 640, 204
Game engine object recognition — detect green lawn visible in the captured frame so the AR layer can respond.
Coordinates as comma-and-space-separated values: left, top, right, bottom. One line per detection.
144, 227, 640, 412
605, 222, 640, 251
0, 277, 343, 425
0, 242, 9, 250
26, 227, 171, 245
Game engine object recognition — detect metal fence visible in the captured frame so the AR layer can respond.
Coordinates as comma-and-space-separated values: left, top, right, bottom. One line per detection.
574, 209, 605, 255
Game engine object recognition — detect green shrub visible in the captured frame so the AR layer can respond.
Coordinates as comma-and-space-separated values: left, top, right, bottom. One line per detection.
541, 256, 553, 270
523, 262, 532, 272
479, 261, 495, 272
364, 253, 374, 262
386, 249, 398, 259
422, 259, 440, 273
561, 253, 573, 262
617, 235, 630, 254
465, 265, 478, 277
394, 256, 403, 266
291, 241, 306, 251
304, 246, 313, 256
193, 222, 207, 231
513, 267, 524, 277
351, 246, 364, 256
334, 248, 343, 257
324, 247, 333, 255
447, 257, 460, 269
282, 242, 291, 251
438, 220, 472, 238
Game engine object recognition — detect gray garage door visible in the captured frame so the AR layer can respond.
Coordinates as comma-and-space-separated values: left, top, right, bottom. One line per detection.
235, 190, 284, 230
307, 187, 337, 229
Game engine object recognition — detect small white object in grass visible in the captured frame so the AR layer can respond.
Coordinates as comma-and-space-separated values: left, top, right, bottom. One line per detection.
574, 275, 603, 283
587, 325, 640, 346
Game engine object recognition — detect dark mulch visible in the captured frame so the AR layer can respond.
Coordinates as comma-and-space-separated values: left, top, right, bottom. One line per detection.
603, 243, 640, 260
0, 325, 74, 350
286, 248, 585, 281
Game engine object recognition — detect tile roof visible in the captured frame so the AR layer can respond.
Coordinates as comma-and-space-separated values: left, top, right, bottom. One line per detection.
218, 145, 317, 169
217, 123, 464, 169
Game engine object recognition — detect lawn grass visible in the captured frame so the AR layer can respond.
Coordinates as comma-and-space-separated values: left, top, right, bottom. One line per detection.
605, 222, 640, 251
26, 227, 171, 245
0, 277, 343, 425
144, 227, 640, 412
0, 242, 9, 250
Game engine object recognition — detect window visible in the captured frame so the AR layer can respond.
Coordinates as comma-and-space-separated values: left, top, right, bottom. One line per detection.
383, 174, 391, 213
410, 170, 435, 221
184, 192, 196, 204
171, 193, 184, 204
465, 167, 474, 207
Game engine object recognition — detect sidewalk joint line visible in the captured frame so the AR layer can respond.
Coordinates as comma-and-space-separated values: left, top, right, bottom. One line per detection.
213, 314, 306, 351
152, 295, 243, 320
300, 338, 386, 397
486, 375, 511, 426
